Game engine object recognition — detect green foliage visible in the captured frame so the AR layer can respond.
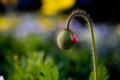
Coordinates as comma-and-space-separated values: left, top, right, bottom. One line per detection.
58, 48, 91, 80
90, 64, 109, 80
7, 52, 59, 80
0, 34, 112, 80
40, 63, 59, 80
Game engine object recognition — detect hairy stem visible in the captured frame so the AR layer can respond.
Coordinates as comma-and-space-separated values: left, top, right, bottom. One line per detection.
67, 10, 98, 80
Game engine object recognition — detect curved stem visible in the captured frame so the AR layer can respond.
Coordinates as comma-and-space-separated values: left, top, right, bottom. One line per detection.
67, 10, 98, 80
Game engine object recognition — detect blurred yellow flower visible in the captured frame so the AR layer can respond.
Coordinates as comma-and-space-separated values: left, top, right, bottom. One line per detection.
0, 17, 17, 32
40, 0, 76, 15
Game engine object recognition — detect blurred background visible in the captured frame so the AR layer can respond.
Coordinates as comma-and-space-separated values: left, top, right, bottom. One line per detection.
0, 0, 120, 80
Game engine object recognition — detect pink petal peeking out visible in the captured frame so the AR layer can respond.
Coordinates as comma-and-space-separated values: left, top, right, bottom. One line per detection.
71, 33, 79, 44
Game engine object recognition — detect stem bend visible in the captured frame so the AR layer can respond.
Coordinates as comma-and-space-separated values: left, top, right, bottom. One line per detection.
67, 10, 98, 80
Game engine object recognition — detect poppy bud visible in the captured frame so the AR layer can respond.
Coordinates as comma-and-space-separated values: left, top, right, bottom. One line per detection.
57, 29, 79, 50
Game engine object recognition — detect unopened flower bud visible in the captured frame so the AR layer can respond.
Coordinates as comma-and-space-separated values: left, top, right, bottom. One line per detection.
57, 29, 79, 50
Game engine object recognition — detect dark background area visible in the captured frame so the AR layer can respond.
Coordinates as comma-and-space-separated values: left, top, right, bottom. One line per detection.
0, 0, 120, 23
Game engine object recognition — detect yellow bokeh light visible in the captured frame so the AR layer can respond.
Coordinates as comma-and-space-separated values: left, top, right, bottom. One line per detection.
40, 0, 76, 15
0, 17, 18, 32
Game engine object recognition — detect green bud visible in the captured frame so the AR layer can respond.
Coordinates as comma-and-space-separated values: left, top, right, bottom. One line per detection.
57, 29, 73, 50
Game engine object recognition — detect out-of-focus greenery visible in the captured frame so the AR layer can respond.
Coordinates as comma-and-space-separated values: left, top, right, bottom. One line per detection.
7, 52, 59, 80
0, 31, 90, 79
0, 32, 111, 80
0, 33, 92, 80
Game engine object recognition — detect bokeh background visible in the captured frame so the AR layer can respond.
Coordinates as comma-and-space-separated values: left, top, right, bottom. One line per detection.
0, 0, 120, 80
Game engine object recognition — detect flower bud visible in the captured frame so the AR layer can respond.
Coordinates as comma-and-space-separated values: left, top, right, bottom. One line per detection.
57, 29, 79, 50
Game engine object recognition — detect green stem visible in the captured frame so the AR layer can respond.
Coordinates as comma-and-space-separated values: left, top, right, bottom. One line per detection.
66, 10, 98, 80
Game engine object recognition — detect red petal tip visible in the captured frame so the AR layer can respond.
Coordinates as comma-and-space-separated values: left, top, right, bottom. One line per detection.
71, 33, 79, 44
